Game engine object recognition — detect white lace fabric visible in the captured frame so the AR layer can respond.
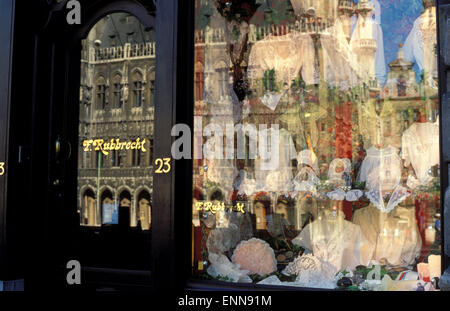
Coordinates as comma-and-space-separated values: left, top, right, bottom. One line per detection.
358, 145, 402, 192
401, 122, 439, 186
353, 204, 422, 268
260, 92, 283, 111
321, 18, 361, 90
248, 32, 318, 86
292, 211, 373, 272
365, 185, 411, 214
293, 166, 319, 192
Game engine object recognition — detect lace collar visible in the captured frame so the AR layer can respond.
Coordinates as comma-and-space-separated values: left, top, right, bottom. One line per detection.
366, 185, 411, 214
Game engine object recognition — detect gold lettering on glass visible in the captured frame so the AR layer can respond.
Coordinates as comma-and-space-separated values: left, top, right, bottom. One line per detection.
82, 138, 147, 155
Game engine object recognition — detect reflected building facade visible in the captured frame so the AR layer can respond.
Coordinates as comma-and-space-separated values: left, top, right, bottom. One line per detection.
78, 13, 155, 229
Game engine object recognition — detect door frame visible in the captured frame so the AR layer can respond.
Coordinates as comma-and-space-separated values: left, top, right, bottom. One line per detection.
0, 0, 15, 281
16, 0, 186, 291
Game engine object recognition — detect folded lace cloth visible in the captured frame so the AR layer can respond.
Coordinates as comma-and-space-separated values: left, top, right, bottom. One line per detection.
292, 212, 374, 272
207, 253, 252, 283
353, 204, 422, 268
327, 189, 346, 201
345, 189, 364, 202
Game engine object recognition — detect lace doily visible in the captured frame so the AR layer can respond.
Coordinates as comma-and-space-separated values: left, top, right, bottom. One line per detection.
327, 189, 346, 201
283, 254, 321, 276
345, 189, 363, 202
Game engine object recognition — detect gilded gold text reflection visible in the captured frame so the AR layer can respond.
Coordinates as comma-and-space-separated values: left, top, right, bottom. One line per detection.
82, 138, 147, 155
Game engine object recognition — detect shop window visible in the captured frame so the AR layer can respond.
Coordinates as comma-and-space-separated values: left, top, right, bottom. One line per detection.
192, 0, 441, 291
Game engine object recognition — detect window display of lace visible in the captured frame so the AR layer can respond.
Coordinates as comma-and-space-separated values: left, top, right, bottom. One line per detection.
353, 204, 422, 268
358, 146, 402, 192
192, 0, 441, 292
292, 210, 373, 273
401, 121, 439, 187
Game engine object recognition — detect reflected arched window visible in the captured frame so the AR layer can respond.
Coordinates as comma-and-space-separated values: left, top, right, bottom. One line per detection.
215, 61, 228, 99
96, 76, 107, 110
113, 74, 123, 108
195, 62, 204, 102
119, 191, 132, 227
81, 189, 97, 226
132, 71, 144, 107
101, 189, 115, 225
137, 191, 151, 230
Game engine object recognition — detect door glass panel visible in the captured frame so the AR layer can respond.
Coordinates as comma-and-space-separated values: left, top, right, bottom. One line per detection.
78, 12, 155, 268
192, 0, 441, 290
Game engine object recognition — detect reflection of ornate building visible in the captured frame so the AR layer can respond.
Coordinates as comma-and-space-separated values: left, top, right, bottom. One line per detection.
192, 0, 437, 199
78, 13, 155, 228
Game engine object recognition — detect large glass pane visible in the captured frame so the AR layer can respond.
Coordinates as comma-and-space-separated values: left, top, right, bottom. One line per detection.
78, 13, 155, 268
192, 0, 441, 290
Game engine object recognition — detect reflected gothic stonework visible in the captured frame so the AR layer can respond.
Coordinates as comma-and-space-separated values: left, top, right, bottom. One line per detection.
78, 13, 155, 229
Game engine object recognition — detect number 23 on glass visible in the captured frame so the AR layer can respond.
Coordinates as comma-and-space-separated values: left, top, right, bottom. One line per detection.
154, 158, 171, 174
